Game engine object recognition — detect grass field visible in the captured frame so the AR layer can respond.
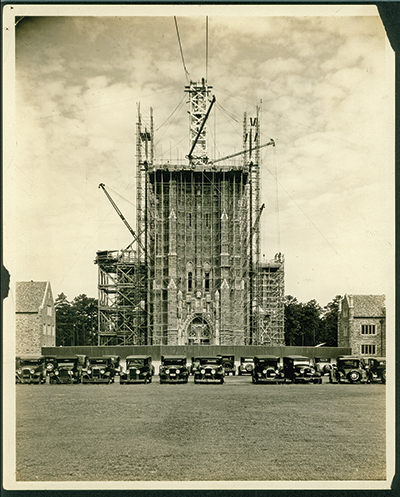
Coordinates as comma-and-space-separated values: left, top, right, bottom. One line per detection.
15, 375, 386, 482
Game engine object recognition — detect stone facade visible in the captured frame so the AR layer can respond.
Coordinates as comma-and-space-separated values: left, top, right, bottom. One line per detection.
15, 281, 56, 355
338, 294, 386, 357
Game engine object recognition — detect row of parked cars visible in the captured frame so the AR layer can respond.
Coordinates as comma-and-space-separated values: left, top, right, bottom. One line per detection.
15, 353, 386, 385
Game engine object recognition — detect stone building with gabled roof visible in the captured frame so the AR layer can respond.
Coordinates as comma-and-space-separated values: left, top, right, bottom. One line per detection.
15, 281, 55, 355
338, 294, 386, 357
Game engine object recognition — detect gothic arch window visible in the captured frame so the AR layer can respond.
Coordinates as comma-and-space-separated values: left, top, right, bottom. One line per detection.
187, 317, 211, 345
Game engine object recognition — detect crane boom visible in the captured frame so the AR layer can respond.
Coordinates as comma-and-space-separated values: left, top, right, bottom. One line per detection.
98, 183, 144, 252
212, 138, 275, 164
253, 203, 265, 230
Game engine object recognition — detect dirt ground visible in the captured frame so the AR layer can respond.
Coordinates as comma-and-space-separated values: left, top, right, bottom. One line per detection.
15, 375, 386, 482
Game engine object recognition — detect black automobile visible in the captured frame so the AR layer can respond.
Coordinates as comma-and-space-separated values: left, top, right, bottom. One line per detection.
313, 357, 333, 375
193, 356, 224, 384
44, 355, 58, 376
238, 357, 255, 376
252, 356, 285, 384
102, 355, 122, 376
49, 356, 83, 384
82, 357, 115, 384
16, 355, 46, 384
366, 357, 386, 384
218, 355, 236, 376
283, 356, 322, 384
329, 356, 369, 384
190, 356, 202, 375
159, 355, 189, 384
120, 355, 153, 384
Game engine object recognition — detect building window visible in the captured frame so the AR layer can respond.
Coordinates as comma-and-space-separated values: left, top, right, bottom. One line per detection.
205, 213, 209, 227
188, 213, 192, 227
361, 324, 376, 335
47, 305, 52, 316
361, 344, 376, 355
188, 272, 193, 292
205, 272, 210, 292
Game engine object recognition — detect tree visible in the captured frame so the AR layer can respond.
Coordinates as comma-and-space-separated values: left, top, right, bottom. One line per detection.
71, 294, 98, 346
55, 293, 98, 346
319, 295, 342, 347
55, 293, 74, 346
284, 295, 303, 346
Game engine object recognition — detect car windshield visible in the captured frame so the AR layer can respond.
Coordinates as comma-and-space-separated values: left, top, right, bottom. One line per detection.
20, 360, 41, 366
339, 359, 359, 368
127, 360, 144, 367
57, 359, 76, 366
260, 360, 278, 367
163, 359, 185, 366
90, 359, 107, 366
200, 359, 219, 365
317, 358, 329, 362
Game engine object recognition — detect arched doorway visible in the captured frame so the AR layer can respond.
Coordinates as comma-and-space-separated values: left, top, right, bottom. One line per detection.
186, 316, 211, 345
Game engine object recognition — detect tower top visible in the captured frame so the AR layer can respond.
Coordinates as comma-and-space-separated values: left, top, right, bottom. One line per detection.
184, 79, 214, 165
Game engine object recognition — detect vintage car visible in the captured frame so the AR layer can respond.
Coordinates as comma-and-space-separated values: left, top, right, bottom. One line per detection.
16, 355, 46, 384
283, 356, 322, 384
102, 355, 121, 376
82, 357, 115, 384
218, 355, 236, 375
366, 357, 386, 384
120, 355, 153, 384
193, 356, 225, 384
49, 356, 83, 384
329, 356, 369, 384
44, 355, 58, 376
252, 356, 285, 384
190, 356, 202, 375
159, 355, 189, 384
313, 357, 333, 375
238, 357, 255, 375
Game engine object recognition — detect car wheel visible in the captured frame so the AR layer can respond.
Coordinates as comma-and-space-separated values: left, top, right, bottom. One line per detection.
348, 370, 361, 383
381, 370, 386, 383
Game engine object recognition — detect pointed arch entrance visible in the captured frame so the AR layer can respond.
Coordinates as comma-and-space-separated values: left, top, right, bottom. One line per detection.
186, 316, 212, 345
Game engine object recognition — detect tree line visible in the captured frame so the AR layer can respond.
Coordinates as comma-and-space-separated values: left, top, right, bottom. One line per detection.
55, 293, 341, 347
55, 293, 98, 346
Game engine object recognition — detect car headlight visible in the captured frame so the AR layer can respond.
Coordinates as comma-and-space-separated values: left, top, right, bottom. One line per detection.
17, 369, 22, 374
68, 370, 73, 375
201, 369, 205, 374
300, 369, 304, 373
176, 369, 180, 374
263, 369, 267, 374
211, 369, 215, 374
55, 371, 59, 375
47, 364, 54, 371
165, 369, 169, 374
87, 369, 91, 374
30, 369, 35, 374
100, 369, 105, 374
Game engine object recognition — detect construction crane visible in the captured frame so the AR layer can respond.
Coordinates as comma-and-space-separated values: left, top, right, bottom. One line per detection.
211, 138, 275, 164
253, 203, 265, 230
98, 183, 145, 252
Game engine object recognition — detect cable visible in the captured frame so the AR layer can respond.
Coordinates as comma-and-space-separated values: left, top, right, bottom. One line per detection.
206, 16, 209, 82
174, 17, 190, 83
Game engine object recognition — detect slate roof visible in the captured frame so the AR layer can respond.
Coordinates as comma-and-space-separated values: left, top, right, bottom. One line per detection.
15, 281, 49, 313
350, 294, 386, 317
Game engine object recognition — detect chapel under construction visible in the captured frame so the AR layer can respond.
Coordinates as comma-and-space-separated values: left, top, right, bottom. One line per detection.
95, 79, 285, 346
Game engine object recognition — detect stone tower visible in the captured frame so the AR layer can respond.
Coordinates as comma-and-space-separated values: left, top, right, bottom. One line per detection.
137, 80, 264, 345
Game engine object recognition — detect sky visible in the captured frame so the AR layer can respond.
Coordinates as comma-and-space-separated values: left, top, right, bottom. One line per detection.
4, 4, 395, 309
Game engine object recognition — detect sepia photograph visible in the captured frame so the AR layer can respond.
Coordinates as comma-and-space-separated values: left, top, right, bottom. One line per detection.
2, 3, 395, 491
